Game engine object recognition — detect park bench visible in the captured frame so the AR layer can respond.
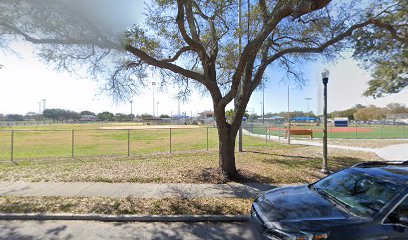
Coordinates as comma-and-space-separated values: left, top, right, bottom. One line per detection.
284, 129, 313, 139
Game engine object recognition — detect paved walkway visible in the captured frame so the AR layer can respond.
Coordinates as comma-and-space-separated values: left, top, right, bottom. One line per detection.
243, 129, 408, 161
375, 144, 408, 161
0, 182, 283, 198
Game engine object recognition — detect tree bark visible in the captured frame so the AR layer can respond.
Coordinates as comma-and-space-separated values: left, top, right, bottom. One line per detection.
214, 104, 238, 179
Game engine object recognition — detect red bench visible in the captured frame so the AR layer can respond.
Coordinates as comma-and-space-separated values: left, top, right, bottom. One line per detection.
284, 129, 313, 139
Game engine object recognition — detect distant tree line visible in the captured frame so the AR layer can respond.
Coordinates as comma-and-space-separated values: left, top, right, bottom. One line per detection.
0, 109, 172, 122
245, 103, 407, 122
330, 103, 408, 121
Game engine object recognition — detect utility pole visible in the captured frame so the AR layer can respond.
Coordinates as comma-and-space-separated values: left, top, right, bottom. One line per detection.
152, 82, 156, 117
305, 97, 312, 121
37, 102, 42, 114
262, 86, 265, 124
41, 99, 46, 112
178, 98, 180, 116
287, 85, 291, 144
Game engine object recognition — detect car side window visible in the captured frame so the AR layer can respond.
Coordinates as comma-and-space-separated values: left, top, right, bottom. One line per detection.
387, 195, 408, 226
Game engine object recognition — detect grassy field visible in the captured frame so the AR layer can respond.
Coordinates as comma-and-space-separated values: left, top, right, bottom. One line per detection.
248, 124, 408, 139
0, 123, 270, 161
0, 144, 380, 184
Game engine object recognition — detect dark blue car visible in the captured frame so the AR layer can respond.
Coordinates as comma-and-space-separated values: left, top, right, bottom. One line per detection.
251, 161, 408, 240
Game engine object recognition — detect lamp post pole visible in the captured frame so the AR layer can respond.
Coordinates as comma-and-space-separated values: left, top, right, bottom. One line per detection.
130, 100, 133, 115
321, 69, 330, 174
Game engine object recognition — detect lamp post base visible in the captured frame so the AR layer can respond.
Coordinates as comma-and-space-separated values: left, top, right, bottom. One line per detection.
320, 167, 330, 174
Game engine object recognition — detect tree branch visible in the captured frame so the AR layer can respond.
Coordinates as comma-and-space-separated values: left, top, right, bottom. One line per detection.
176, 0, 209, 60
0, 22, 121, 50
162, 46, 195, 62
125, 44, 205, 83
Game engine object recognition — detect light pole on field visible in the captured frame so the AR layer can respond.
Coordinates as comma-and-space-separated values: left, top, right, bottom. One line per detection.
321, 69, 330, 174
152, 82, 156, 117
305, 97, 312, 121
157, 102, 159, 117
130, 100, 133, 115
37, 102, 42, 114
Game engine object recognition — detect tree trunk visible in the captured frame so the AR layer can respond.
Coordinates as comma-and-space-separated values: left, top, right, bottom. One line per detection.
214, 105, 238, 179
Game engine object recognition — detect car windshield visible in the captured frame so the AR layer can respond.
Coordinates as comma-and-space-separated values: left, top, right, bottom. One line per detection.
311, 169, 404, 217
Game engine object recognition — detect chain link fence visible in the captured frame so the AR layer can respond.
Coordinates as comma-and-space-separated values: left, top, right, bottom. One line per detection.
0, 127, 271, 162
243, 122, 408, 139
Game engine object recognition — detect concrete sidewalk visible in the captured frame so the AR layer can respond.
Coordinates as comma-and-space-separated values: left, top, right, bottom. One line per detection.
243, 129, 407, 160
0, 182, 282, 199
375, 144, 408, 161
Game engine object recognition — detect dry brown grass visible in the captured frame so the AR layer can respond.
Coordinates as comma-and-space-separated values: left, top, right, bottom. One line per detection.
0, 145, 381, 184
0, 196, 252, 215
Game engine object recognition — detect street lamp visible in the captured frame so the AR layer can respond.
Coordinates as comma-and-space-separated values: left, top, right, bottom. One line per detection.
321, 69, 330, 174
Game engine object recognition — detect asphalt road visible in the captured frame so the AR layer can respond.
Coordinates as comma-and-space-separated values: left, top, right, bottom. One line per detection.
0, 220, 256, 240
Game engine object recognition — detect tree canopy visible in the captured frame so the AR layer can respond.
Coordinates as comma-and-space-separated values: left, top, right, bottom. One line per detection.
352, 0, 407, 98
0, 0, 406, 178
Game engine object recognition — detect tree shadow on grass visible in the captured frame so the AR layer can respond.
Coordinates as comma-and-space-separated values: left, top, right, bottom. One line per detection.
271, 156, 364, 172
243, 150, 311, 159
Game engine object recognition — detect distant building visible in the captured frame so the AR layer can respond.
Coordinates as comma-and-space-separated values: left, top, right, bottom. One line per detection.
80, 115, 96, 121
199, 111, 214, 118
334, 117, 349, 127
290, 116, 319, 123
198, 111, 215, 125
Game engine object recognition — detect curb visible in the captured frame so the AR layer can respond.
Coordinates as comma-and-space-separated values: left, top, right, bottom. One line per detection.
0, 213, 250, 222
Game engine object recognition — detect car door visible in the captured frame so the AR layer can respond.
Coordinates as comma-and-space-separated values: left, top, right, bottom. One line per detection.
383, 194, 408, 239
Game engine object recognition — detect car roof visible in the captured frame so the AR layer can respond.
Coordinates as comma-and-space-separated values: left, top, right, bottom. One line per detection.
352, 162, 408, 185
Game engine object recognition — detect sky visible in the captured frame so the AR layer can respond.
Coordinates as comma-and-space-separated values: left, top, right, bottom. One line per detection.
0, 1, 407, 116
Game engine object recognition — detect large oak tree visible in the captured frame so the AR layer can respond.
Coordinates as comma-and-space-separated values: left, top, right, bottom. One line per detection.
0, 0, 406, 178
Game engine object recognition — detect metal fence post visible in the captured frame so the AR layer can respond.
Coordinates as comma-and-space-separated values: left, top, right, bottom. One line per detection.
206, 127, 209, 151
127, 129, 130, 157
10, 130, 14, 162
71, 130, 75, 159
169, 128, 172, 153
265, 127, 268, 146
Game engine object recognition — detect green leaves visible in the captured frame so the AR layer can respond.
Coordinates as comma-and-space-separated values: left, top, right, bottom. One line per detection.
353, 0, 407, 97
125, 26, 161, 58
